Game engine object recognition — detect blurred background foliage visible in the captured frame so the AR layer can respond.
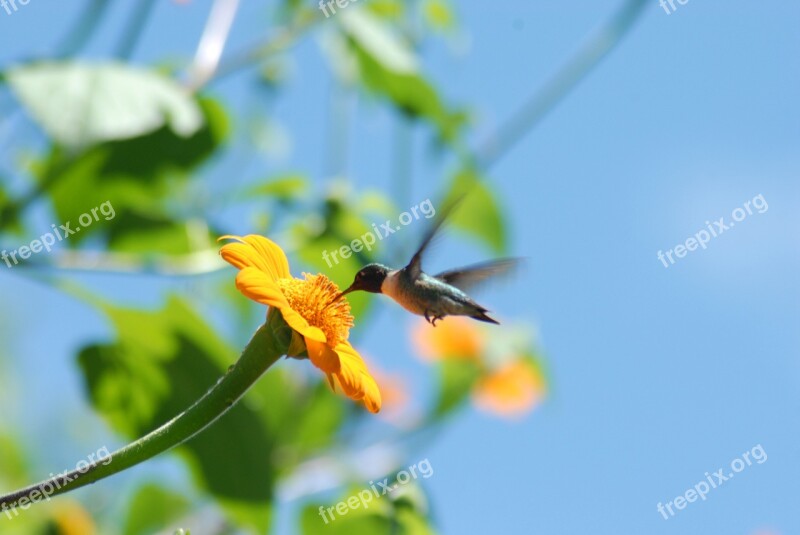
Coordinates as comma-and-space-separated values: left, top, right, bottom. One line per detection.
0, 0, 640, 533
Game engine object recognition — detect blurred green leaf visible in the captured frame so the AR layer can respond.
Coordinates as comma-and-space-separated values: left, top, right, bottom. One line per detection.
338, 10, 466, 143
7, 62, 203, 148
41, 98, 227, 252
123, 483, 190, 535
265, 380, 348, 469
303, 507, 391, 535
245, 174, 308, 203
422, 0, 456, 31
77, 296, 275, 532
0, 181, 24, 234
300, 483, 438, 535
367, 0, 405, 19
106, 213, 216, 255
445, 168, 506, 253
394, 502, 437, 535
433, 359, 481, 419
340, 9, 417, 74
0, 433, 30, 485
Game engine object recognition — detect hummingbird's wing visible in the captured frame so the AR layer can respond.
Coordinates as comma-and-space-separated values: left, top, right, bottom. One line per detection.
433, 258, 522, 293
406, 196, 464, 278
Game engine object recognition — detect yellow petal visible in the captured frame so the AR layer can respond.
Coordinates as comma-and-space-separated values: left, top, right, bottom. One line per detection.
234, 267, 290, 309
306, 336, 340, 374
278, 306, 315, 339
240, 234, 291, 279
332, 342, 382, 413
219, 235, 290, 281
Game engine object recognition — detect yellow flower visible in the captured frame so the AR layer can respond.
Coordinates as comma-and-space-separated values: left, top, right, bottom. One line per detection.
219, 235, 381, 413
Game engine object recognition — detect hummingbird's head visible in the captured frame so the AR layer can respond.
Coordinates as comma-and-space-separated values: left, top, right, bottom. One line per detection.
339, 263, 390, 297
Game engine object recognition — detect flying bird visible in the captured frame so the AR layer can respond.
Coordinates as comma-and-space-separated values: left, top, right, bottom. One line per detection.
335, 198, 520, 326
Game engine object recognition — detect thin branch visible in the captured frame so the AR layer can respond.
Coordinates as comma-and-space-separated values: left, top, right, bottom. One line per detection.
55, 0, 113, 58
115, 0, 158, 60
8, 248, 226, 277
201, 9, 322, 88
476, 0, 649, 170
185, 0, 242, 92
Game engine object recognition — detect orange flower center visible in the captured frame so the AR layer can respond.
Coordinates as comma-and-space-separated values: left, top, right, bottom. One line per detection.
277, 273, 353, 347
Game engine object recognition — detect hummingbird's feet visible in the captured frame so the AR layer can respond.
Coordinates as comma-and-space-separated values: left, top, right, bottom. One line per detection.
424, 310, 443, 327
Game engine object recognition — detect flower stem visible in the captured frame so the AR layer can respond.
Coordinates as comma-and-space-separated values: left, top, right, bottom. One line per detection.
0, 318, 289, 511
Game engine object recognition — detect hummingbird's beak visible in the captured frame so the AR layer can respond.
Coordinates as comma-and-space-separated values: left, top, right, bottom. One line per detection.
337, 284, 356, 300
327, 284, 356, 308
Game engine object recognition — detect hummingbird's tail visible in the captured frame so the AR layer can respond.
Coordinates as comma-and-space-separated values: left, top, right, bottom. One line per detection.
470, 311, 500, 325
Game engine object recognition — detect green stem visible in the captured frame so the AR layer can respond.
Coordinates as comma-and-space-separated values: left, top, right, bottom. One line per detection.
116, 0, 158, 60
476, 0, 648, 170
0, 316, 290, 511
324, 79, 351, 178
55, 0, 112, 58
206, 9, 321, 87
391, 115, 413, 264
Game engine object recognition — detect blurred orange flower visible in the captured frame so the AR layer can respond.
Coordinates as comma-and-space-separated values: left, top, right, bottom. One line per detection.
474, 359, 547, 418
413, 317, 547, 418
51, 501, 96, 535
220, 234, 381, 413
412, 316, 484, 361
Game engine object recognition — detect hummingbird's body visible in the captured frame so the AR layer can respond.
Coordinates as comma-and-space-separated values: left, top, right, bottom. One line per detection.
381, 268, 499, 324
337, 197, 520, 326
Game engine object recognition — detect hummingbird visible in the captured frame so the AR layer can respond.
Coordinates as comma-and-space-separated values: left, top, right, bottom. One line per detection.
335, 199, 520, 326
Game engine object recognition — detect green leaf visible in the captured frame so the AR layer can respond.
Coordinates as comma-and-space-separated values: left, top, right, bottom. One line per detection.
0, 180, 24, 234
433, 359, 481, 419
445, 168, 506, 253
77, 296, 275, 532
300, 483, 438, 535
123, 483, 190, 535
422, 0, 456, 31
280, 382, 345, 455
0, 433, 31, 485
394, 505, 438, 535
245, 174, 309, 203
41, 98, 227, 252
302, 507, 393, 535
367, 0, 405, 19
106, 212, 216, 255
7, 62, 203, 148
339, 9, 417, 74
337, 10, 467, 143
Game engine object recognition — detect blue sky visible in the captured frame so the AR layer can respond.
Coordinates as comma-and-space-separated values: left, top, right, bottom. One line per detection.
1, 1, 799, 534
